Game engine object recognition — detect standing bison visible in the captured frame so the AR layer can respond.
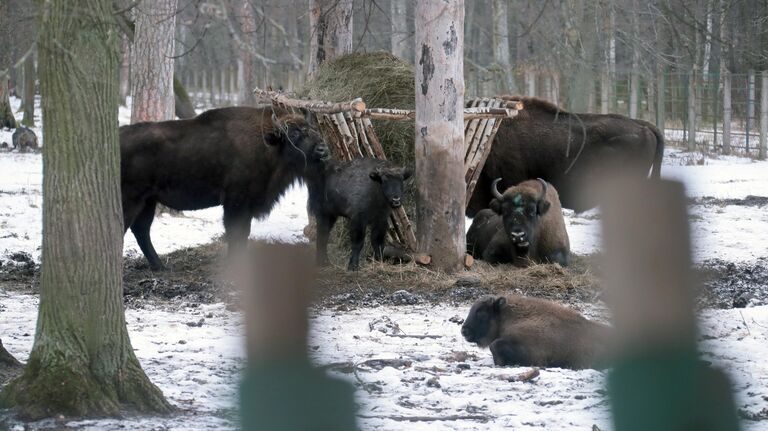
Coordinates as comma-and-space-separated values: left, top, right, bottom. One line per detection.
461, 294, 610, 369
466, 178, 569, 266
308, 157, 411, 271
121, 107, 330, 270
468, 96, 664, 215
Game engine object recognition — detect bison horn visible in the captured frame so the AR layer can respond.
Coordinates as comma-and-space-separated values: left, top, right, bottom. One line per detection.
536, 178, 548, 202
491, 178, 504, 200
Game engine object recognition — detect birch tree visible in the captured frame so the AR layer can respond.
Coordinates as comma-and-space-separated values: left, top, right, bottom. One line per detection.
0, 0, 171, 418
130, 0, 178, 123
415, 0, 465, 272
308, 0, 353, 77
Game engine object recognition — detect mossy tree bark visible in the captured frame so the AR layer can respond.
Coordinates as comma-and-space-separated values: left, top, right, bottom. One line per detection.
0, 339, 20, 368
414, 0, 466, 273
0, 0, 172, 420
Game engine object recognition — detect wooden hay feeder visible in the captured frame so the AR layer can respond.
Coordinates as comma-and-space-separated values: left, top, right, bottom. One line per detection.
254, 88, 522, 259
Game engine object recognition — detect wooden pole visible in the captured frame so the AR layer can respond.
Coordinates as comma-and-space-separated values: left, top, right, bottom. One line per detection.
747, 70, 755, 153
687, 69, 696, 151
415, 0, 465, 272
656, 66, 665, 133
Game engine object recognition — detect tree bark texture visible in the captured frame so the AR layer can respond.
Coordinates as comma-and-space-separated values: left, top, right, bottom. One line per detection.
130, 0, 178, 123
308, 0, 353, 77
492, 0, 517, 94
0, 0, 171, 419
234, 0, 257, 105
415, 0, 465, 273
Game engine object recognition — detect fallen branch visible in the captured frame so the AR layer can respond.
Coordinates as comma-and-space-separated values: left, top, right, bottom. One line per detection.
498, 367, 540, 383
253, 87, 366, 113
385, 334, 443, 340
357, 414, 491, 422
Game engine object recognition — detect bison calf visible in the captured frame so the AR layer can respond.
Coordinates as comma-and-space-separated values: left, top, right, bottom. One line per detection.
308, 157, 411, 271
121, 107, 330, 270
461, 294, 609, 369
467, 178, 570, 266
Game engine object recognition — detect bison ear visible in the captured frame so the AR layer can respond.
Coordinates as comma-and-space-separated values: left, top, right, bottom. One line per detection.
369, 169, 383, 183
489, 199, 502, 214
537, 200, 551, 215
493, 296, 507, 313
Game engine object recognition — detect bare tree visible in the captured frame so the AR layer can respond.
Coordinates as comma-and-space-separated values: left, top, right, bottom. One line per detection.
0, 0, 171, 418
390, 0, 409, 60
415, 0, 466, 272
130, 0, 178, 123
308, 0, 353, 77
0, 0, 18, 129
492, 0, 517, 94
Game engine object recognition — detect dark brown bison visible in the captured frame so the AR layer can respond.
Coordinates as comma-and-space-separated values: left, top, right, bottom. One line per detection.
466, 178, 569, 266
468, 96, 664, 215
461, 294, 610, 369
308, 157, 411, 271
121, 107, 330, 270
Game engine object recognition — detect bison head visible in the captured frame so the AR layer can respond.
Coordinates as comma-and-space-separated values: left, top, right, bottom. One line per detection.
461, 295, 506, 348
370, 166, 412, 208
266, 112, 330, 167
491, 178, 550, 253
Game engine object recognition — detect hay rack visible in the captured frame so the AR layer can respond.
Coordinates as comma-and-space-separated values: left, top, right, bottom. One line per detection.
254, 87, 523, 258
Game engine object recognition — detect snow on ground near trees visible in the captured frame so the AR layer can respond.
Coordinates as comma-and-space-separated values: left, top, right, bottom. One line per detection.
2, 95, 768, 429
2, 292, 768, 430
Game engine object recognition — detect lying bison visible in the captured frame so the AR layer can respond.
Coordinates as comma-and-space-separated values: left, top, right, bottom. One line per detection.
308, 157, 411, 271
467, 178, 569, 266
121, 107, 330, 270
468, 96, 664, 215
461, 294, 610, 369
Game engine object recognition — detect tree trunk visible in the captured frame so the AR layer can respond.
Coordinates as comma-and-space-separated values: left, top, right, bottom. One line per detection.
0, 339, 20, 368
492, 0, 517, 94
234, 0, 257, 105
308, 0, 353, 77
174, 74, 196, 119
0, 0, 171, 419
0, 0, 17, 129
119, 31, 131, 106
390, 0, 409, 60
722, 68, 731, 155
21, 52, 35, 127
563, 0, 598, 112
628, 0, 640, 119
415, 0, 465, 273
130, 0, 178, 123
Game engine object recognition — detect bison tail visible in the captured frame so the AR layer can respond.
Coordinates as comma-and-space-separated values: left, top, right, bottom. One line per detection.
649, 125, 665, 179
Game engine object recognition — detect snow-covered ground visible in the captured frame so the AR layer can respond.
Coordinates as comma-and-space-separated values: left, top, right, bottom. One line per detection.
2, 95, 768, 429
2, 292, 767, 430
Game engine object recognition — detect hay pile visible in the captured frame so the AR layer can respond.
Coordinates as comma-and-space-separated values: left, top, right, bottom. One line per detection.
302, 51, 416, 168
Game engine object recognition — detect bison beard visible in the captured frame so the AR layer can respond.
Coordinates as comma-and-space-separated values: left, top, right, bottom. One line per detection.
468, 96, 665, 215
120, 107, 330, 270
461, 294, 610, 369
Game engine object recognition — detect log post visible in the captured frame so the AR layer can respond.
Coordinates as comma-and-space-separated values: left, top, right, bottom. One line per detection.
687, 69, 697, 151
722, 69, 731, 155
760, 70, 768, 160
415, 0, 465, 272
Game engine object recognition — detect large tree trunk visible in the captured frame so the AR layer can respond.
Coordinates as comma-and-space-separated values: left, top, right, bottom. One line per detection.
492, 0, 517, 94
21, 52, 35, 127
415, 0, 465, 273
234, 0, 257, 105
308, 0, 353, 77
130, 0, 178, 123
0, 0, 171, 419
390, 0, 410, 61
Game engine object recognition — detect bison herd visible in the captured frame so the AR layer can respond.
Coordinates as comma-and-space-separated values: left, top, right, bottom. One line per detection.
118, 97, 663, 368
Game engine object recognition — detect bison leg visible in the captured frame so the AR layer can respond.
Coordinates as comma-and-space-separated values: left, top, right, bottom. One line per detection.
223, 206, 252, 258
489, 337, 533, 367
346, 218, 367, 271
545, 249, 570, 267
130, 199, 164, 271
370, 219, 388, 262
315, 214, 337, 266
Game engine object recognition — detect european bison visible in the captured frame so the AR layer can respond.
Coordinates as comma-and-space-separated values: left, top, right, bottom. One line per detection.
12, 127, 38, 152
121, 107, 330, 270
461, 294, 610, 369
468, 96, 665, 215
308, 157, 411, 271
466, 178, 570, 266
